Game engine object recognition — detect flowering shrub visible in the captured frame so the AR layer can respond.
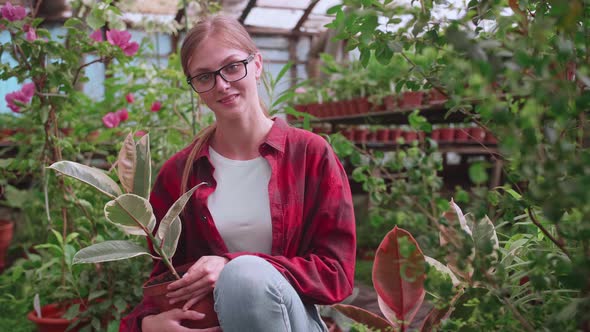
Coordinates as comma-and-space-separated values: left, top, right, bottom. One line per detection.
0, 0, 215, 330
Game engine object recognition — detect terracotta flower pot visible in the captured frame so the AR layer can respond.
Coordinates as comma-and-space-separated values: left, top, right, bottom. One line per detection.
455, 128, 470, 142
376, 128, 389, 142
353, 97, 370, 114
485, 130, 498, 144
0, 219, 14, 272
390, 128, 403, 143
428, 89, 448, 105
398, 91, 424, 109
27, 302, 82, 332
354, 128, 369, 143
439, 128, 455, 142
382, 95, 397, 111
431, 128, 441, 140
469, 127, 486, 143
143, 266, 219, 329
404, 131, 418, 143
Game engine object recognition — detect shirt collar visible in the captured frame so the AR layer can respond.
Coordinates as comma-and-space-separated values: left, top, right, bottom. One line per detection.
194, 117, 288, 162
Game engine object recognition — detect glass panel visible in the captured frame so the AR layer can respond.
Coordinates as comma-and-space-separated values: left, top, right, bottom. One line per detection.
82, 55, 105, 100
245, 8, 304, 29
257, 0, 310, 9
312, 0, 341, 15
253, 36, 290, 49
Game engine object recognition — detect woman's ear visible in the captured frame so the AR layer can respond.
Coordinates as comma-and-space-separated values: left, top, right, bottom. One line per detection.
254, 52, 263, 80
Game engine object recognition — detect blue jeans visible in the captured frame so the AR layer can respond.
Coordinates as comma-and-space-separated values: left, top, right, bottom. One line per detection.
214, 255, 327, 332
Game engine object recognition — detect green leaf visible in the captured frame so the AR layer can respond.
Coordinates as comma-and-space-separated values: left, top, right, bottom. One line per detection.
117, 133, 136, 194
86, 9, 105, 31
64, 18, 84, 28
104, 194, 156, 236
133, 134, 151, 199
48, 161, 122, 198
73, 240, 156, 264
425, 256, 460, 286
273, 62, 292, 89
375, 42, 393, 65
468, 162, 489, 185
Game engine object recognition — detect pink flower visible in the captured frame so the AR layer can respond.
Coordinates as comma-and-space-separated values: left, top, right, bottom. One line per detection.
150, 101, 162, 112
26, 27, 37, 41
1, 2, 26, 22
106, 29, 139, 56
135, 130, 147, 138
89, 29, 103, 42
116, 108, 129, 122
21, 82, 35, 99
125, 93, 134, 103
102, 112, 120, 128
5, 83, 35, 113
295, 87, 307, 94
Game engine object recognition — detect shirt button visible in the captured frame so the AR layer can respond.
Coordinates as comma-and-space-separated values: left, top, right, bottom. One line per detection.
201, 215, 207, 222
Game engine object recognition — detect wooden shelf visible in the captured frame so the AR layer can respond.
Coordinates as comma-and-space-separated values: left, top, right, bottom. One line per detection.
295, 102, 470, 126
356, 141, 500, 156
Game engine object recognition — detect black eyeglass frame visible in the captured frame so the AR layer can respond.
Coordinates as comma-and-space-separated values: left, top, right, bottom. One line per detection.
186, 54, 255, 93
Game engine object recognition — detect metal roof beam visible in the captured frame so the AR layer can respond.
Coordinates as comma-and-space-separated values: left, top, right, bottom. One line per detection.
293, 0, 319, 32
239, 0, 257, 24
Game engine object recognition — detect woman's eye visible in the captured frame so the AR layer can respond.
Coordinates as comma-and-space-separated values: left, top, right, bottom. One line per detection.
225, 63, 240, 73
196, 74, 212, 82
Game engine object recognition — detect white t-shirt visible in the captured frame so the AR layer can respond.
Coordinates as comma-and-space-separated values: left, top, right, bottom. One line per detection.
207, 146, 272, 254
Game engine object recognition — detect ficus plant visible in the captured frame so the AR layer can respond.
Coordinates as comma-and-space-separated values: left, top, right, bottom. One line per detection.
48, 132, 206, 280
333, 200, 501, 332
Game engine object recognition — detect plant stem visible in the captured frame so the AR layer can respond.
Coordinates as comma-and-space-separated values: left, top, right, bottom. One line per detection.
526, 208, 571, 259
73, 57, 110, 86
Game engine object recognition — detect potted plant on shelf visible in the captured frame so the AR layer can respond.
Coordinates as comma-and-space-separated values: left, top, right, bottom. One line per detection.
47, 133, 217, 329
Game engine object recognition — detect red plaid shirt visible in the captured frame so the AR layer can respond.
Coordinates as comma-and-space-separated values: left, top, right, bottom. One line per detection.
120, 117, 356, 331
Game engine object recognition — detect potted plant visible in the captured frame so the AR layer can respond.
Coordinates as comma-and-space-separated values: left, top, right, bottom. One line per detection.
47, 133, 217, 329
0, 217, 13, 272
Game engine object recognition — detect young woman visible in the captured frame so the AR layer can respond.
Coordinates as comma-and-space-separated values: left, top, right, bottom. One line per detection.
120, 14, 356, 332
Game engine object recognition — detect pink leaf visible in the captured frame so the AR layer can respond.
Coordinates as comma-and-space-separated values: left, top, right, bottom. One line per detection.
372, 226, 426, 331
332, 304, 392, 331
1, 2, 27, 22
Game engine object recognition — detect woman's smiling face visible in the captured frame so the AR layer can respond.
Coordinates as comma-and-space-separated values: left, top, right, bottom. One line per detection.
187, 36, 262, 119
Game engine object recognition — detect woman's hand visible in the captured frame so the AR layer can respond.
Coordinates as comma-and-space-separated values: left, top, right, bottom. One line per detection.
142, 309, 221, 332
167, 255, 229, 309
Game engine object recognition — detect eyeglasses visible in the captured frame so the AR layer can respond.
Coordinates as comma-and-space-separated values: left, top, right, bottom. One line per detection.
187, 54, 255, 93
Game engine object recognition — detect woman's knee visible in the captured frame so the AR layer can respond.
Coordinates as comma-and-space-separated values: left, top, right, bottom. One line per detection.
216, 255, 277, 298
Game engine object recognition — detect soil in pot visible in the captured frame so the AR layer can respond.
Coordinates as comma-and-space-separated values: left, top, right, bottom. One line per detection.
143, 268, 219, 329
0, 219, 14, 272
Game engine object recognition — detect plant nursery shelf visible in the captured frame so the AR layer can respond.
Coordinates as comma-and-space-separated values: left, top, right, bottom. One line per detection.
359, 142, 500, 155
305, 104, 466, 126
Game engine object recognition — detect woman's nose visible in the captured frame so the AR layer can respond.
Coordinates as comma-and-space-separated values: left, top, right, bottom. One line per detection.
215, 73, 231, 90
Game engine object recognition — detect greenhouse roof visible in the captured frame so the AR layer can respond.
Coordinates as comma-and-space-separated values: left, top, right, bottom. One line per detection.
0, 0, 341, 36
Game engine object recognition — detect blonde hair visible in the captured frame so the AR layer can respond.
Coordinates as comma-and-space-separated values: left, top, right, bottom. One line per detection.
179, 15, 263, 198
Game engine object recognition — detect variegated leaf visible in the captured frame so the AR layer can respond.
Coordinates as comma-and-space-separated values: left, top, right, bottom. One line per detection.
73, 240, 156, 264
117, 133, 136, 193
48, 161, 122, 198
104, 194, 156, 236
157, 182, 208, 242
133, 133, 151, 199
